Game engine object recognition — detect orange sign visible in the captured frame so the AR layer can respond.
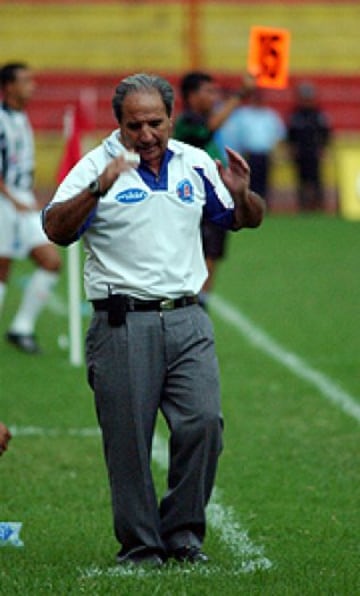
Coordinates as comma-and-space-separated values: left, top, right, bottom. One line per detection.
247, 26, 291, 89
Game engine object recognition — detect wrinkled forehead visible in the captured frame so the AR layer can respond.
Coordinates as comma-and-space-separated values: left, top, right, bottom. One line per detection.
122, 89, 165, 112
121, 89, 168, 122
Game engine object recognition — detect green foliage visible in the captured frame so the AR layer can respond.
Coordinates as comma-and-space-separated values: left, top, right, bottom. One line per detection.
1, 214, 359, 595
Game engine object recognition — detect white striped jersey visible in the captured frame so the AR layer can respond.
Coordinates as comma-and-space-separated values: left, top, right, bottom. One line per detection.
0, 103, 36, 206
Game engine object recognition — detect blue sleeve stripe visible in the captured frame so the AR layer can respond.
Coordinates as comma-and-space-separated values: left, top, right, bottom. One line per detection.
41, 204, 97, 245
194, 166, 235, 230
77, 208, 97, 237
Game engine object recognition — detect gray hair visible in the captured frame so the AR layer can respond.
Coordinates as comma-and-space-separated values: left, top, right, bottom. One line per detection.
112, 73, 174, 123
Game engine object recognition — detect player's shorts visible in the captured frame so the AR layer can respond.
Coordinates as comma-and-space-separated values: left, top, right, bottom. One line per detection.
0, 199, 50, 259
201, 218, 228, 260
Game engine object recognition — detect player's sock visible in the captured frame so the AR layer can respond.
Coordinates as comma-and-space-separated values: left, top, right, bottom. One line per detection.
0, 281, 7, 315
9, 269, 59, 335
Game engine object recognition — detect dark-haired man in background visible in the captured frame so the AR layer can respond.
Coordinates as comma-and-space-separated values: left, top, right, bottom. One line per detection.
0, 62, 61, 353
174, 71, 256, 309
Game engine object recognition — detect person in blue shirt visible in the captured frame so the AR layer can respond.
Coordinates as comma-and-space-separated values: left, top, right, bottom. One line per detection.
217, 84, 286, 208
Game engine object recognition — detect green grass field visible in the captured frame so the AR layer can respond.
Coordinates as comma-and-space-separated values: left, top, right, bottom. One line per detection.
1, 214, 359, 595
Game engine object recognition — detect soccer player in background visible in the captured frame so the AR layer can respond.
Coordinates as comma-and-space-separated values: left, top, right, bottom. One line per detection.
0, 62, 61, 354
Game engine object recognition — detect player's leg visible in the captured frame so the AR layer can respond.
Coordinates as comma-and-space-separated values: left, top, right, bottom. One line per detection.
0, 257, 12, 318
6, 212, 61, 353
0, 201, 17, 329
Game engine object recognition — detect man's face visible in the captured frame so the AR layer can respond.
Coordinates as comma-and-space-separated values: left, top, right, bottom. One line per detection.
9, 68, 35, 107
119, 90, 172, 171
192, 81, 219, 115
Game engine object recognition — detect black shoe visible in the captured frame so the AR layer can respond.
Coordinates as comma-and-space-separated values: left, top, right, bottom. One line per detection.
116, 550, 164, 568
170, 545, 209, 564
6, 332, 41, 354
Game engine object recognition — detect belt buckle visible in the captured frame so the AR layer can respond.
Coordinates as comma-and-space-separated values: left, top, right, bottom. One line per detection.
160, 298, 175, 310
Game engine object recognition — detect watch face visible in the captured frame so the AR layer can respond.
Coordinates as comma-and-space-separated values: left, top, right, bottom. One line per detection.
89, 179, 101, 196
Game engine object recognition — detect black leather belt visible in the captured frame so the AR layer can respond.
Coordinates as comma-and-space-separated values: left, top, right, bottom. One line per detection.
92, 295, 198, 312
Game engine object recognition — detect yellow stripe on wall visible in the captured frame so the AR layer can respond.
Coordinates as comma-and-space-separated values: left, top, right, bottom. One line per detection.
202, 3, 360, 73
0, 2, 358, 73
0, 3, 186, 71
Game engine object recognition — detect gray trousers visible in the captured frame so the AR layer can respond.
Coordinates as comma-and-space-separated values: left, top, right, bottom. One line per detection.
86, 304, 223, 558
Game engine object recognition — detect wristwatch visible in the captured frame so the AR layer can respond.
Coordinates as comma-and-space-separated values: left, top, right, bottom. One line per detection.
88, 178, 105, 198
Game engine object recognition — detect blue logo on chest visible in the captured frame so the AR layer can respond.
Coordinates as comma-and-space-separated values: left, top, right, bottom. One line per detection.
115, 189, 148, 204
176, 179, 194, 203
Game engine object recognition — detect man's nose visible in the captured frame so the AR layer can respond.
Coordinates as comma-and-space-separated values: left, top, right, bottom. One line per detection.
139, 125, 153, 142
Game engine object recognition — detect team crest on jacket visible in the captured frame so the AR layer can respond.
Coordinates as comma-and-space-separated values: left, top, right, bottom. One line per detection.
176, 179, 194, 203
115, 189, 148, 203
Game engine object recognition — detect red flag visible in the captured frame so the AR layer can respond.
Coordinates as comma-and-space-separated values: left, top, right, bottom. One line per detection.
78, 87, 97, 132
56, 105, 82, 183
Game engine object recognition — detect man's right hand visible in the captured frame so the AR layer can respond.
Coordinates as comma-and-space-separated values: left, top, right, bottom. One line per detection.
98, 153, 140, 196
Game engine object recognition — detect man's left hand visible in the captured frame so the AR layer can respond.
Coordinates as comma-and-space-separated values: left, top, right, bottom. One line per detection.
215, 147, 251, 201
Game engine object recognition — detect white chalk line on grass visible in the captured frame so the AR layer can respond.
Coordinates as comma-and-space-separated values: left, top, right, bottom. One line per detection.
153, 433, 272, 575
10, 425, 101, 438
11, 425, 273, 577
211, 294, 360, 424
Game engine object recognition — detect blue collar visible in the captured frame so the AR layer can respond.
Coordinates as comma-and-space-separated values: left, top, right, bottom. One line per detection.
137, 148, 174, 190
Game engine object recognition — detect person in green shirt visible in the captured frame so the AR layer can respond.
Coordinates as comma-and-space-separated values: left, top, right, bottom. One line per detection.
174, 71, 255, 308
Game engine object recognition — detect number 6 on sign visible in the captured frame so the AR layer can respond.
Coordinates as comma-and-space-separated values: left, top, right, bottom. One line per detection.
247, 26, 291, 89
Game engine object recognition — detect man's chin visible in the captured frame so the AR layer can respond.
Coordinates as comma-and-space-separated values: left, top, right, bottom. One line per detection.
139, 147, 160, 162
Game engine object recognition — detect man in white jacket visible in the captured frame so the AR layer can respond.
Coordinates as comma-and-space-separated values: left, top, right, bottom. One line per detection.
43, 73, 265, 567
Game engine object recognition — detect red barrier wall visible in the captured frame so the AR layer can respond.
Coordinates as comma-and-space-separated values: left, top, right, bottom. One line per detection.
29, 71, 360, 133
